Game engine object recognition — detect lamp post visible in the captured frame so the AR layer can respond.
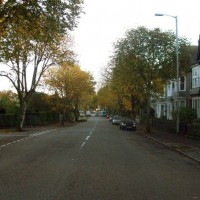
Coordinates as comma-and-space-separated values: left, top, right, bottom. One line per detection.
155, 13, 179, 133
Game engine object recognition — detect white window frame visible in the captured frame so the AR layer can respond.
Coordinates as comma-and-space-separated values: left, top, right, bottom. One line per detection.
192, 66, 200, 88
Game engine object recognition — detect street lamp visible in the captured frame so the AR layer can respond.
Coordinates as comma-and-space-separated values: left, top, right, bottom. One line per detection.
155, 13, 180, 133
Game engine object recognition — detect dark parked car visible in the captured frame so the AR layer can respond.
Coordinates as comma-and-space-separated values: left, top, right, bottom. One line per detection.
120, 118, 136, 131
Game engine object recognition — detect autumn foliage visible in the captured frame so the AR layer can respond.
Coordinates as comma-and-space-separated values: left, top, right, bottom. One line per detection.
44, 62, 95, 123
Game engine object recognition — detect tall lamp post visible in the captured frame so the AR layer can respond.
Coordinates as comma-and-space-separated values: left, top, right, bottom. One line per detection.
155, 13, 179, 133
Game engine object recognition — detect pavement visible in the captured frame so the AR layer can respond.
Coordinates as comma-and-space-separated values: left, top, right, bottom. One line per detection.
0, 122, 200, 164
0, 123, 73, 148
137, 125, 200, 164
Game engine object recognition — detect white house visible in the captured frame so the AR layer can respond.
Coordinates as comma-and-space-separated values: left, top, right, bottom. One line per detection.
190, 36, 200, 118
152, 76, 187, 120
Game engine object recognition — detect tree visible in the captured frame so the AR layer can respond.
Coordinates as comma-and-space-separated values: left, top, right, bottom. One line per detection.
44, 62, 95, 124
27, 92, 53, 113
0, 0, 83, 34
0, 1, 82, 130
111, 26, 192, 132
97, 85, 120, 115
89, 94, 99, 111
0, 90, 19, 114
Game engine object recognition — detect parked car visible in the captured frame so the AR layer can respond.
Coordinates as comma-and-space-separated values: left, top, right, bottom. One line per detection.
120, 118, 136, 131
78, 113, 87, 122
100, 110, 107, 117
86, 110, 91, 117
90, 111, 96, 117
109, 115, 114, 122
112, 116, 122, 125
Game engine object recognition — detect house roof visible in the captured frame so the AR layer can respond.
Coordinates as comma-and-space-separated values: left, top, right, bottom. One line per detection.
191, 45, 198, 63
190, 35, 200, 68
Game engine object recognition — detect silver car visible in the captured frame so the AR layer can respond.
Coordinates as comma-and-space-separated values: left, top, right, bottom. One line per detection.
112, 116, 122, 125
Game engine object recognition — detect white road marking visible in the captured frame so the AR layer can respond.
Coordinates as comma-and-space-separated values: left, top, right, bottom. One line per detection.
85, 136, 90, 141
80, 142, 86, 149
0, 129, 57, 149
30, 129, 57, 137
90, 125, 96, 135
0, 138, 26, 148
80, 124, 97, 150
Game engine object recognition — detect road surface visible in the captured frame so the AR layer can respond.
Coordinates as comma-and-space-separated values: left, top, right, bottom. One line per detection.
0, 117, 200, 200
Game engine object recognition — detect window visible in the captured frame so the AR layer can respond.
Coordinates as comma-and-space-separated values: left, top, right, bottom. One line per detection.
180, 77, 185, 91
192, 66, 200, 88
167, 82, 173, 96
192, 98, 200, 118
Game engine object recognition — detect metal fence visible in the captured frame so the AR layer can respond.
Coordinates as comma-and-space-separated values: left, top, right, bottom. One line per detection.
151, 119, 177, 134
0, 112, 59, 128
151, 118, 200, 139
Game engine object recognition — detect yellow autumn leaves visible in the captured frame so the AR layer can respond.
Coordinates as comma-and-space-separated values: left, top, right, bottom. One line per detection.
44, 62, 96, 113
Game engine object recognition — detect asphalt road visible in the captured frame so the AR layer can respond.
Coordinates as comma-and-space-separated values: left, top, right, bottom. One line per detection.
0, 117, 200, 200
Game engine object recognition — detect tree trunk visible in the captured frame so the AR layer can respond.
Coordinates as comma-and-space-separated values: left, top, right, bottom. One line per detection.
118, 96, 124, 116
131, 94, 136, 120
18, 102, 27, 131
61, 109, 65, 126
145, 89, 151, 133
74, 104, 79, 121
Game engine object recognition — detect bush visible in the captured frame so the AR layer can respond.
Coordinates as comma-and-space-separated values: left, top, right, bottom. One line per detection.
193, 118, 200, 124
172, 107, 197, 123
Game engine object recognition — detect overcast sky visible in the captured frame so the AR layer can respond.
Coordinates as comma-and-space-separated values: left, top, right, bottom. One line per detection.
1, 0, 200, 91
73, 0, 200, 86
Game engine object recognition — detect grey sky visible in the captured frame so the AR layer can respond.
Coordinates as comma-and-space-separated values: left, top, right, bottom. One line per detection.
73, 0, 200, 85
